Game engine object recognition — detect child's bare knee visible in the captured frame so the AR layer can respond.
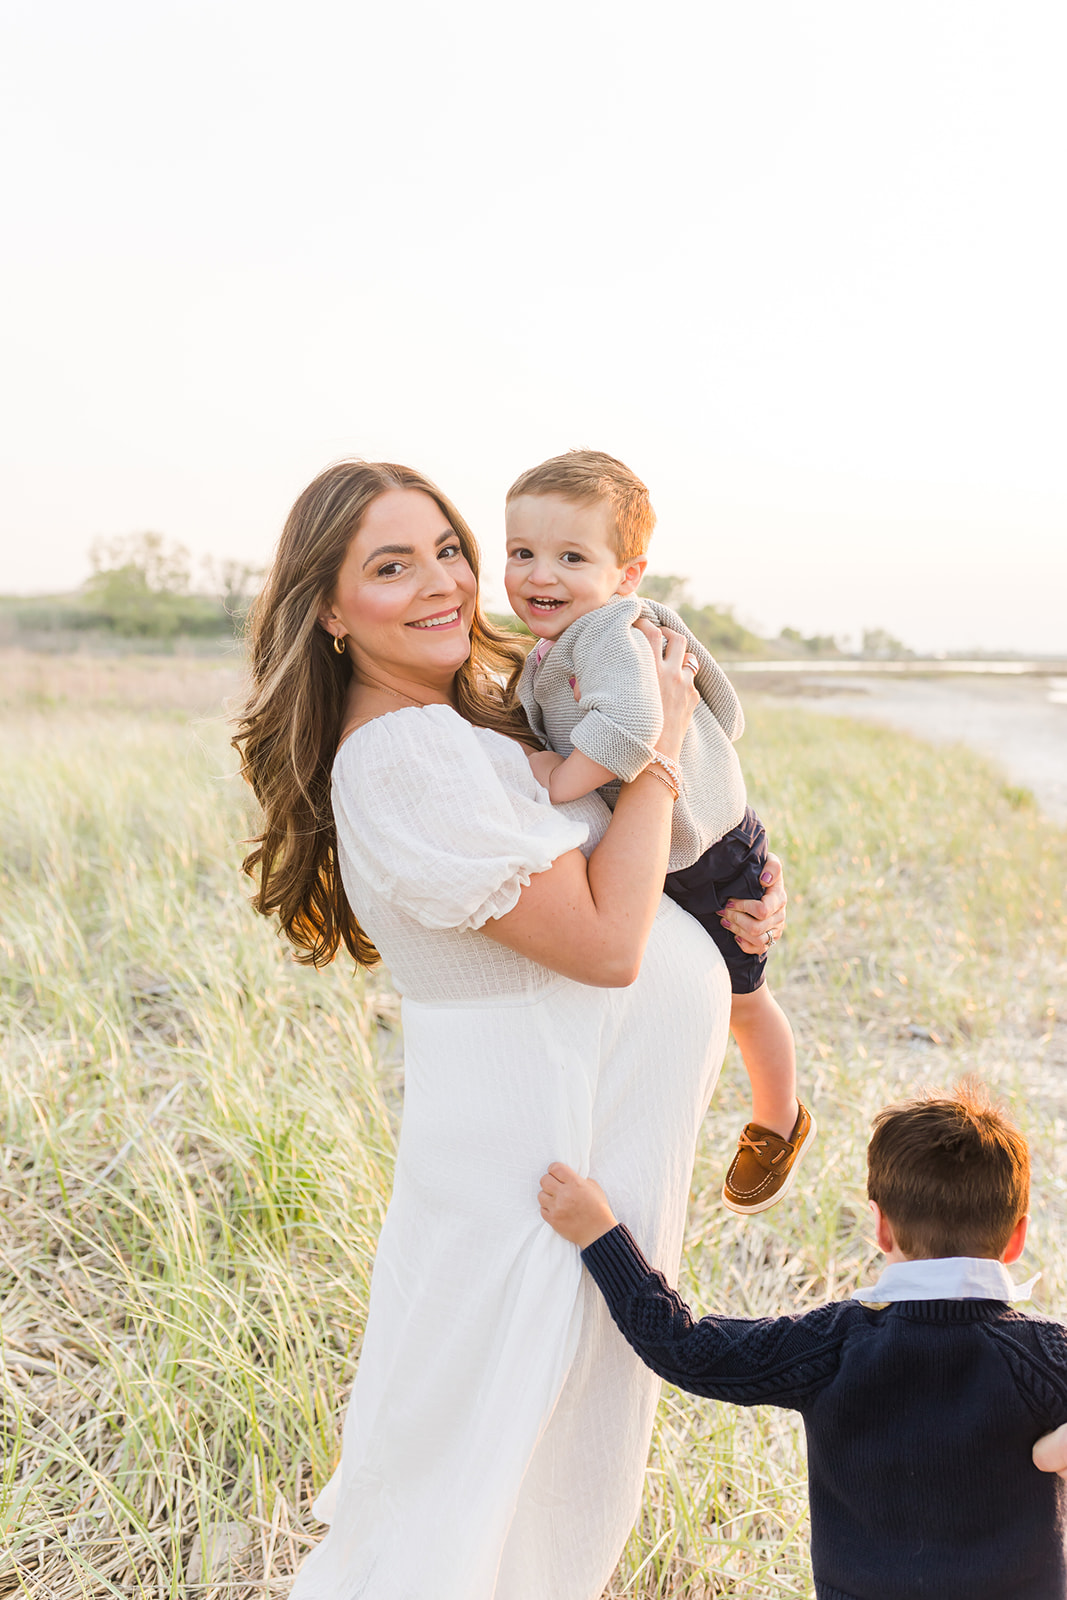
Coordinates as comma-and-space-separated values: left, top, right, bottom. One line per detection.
730, 985, 770, 1021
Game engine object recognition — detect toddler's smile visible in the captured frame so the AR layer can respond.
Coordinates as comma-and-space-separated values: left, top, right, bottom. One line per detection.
504, 493, 646, 641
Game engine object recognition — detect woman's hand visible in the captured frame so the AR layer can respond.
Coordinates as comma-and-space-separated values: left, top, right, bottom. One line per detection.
632, 618, 700, 759
719, 852, 788, 956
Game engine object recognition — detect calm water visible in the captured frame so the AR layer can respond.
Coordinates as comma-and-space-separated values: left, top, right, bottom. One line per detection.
754, 672, 1067, 825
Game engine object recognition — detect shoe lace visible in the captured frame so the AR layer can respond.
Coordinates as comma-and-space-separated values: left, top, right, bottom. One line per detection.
737, 1129, 788, 1165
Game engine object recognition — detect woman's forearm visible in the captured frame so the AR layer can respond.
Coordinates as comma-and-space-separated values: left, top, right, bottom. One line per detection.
480, 766, 678, 986
581, 770, 677, 977
482, 620, 696, 986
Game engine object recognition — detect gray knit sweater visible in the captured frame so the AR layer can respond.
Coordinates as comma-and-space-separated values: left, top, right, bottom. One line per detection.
515, 595, 747, 872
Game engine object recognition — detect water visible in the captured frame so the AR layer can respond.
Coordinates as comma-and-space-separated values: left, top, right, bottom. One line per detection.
748, 672, 1067, 825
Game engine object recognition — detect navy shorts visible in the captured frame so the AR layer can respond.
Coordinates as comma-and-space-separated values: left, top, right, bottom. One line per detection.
663, 807, 769, 994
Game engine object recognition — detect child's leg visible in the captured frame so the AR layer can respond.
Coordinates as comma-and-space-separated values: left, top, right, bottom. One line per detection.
665, 811, 813, 1213
730, 984, 798, 1141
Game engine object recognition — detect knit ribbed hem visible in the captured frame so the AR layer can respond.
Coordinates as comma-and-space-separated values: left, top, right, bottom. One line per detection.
581, 1224, 656, 1302
815, 1584, 859, 1600
889, 1299, 1014, 1322
569, 708, 657, 784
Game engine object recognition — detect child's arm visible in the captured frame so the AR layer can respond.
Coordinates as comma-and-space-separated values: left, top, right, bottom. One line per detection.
539, 1163, 846, 1407
526, 671, 621, 800
527, 749, 565, 790
526, 747, 618, 800
543, 750, 619, 803
538, 1162, 618, 1246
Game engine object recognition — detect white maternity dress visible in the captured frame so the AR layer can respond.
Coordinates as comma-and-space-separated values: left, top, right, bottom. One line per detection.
290, 705, 731, 1600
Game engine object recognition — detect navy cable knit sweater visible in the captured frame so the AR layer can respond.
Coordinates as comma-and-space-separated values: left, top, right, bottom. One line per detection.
583, 1225, 1067, 1600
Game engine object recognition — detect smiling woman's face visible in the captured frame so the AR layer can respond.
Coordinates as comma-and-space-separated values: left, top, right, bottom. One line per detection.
322, 488, 478, 688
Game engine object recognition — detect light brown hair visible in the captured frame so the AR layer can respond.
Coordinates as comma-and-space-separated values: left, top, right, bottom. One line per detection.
232, 460, 532, 969
506, 449, 655, 563
866, 1080, 1030, 1259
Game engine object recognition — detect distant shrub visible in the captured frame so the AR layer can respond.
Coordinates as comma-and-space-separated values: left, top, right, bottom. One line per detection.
778, 626, 845, 659
486, 610, 533, 638
81, 533, 228, 638
639, 574, 690, 611
640, 574, 772, 658
861, 627, 914, 660
81, 576, 229, 639
2, 534, 261, 645
680, 601, 771, 658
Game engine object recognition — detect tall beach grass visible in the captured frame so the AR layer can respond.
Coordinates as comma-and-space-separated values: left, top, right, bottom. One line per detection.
1, 655, 1065, 1596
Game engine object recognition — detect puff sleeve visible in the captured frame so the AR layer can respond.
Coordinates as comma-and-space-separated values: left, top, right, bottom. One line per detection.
331, 705, 590, 932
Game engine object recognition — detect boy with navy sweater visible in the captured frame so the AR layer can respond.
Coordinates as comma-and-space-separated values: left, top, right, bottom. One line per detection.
539, 1083, 1067, 1600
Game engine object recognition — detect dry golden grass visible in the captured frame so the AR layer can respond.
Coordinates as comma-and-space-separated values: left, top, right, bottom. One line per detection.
0, 646, 245, 718
1, 652, 1065, 1597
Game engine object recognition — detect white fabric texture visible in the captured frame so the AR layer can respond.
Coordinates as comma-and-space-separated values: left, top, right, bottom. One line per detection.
291, 705, 731, 1600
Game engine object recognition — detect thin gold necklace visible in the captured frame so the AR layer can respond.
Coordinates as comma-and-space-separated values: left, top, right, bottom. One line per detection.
356, 672, 433, 709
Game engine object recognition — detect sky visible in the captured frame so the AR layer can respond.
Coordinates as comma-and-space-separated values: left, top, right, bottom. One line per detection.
1, 0, 1065, 654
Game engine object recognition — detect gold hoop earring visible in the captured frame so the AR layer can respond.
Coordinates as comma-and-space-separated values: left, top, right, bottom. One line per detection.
333, 634, 346, 655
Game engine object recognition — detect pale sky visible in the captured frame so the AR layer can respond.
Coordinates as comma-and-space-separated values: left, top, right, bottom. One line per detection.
2, 0, 1064, 653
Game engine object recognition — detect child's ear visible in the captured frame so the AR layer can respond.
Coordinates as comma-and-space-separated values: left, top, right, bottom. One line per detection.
870, 1200, 896, 1256
615, 556, 647, 597
1001, 1214, 1029, 1265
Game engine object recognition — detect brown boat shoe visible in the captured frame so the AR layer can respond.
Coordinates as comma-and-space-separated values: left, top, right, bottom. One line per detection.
722, 1103, 816, 1215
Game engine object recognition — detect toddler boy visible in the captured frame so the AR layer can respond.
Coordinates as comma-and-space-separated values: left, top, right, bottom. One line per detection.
538, 1082, 1067, 1600
507, 448, 811, 1213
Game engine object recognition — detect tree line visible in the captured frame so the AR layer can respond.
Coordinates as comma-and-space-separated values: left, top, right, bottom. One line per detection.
3, 534, 261, 642
2, 537, 914, 658
638, 575, 912, 660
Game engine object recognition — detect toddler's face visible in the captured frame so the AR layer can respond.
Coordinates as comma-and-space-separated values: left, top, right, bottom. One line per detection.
505, 494, 645, 641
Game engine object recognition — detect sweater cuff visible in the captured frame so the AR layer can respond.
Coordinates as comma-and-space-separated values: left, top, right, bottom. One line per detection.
569, 708, 657, 783
581, 1224, 658, 1303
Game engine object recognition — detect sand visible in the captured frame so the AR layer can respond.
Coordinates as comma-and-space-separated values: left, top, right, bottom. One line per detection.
749, 672, 1067, 824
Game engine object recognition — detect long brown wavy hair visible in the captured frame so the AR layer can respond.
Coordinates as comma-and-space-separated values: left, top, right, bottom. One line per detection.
233, 460, 533, 968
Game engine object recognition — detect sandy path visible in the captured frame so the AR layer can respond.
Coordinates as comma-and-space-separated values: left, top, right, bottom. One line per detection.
751, 673, 1067, 825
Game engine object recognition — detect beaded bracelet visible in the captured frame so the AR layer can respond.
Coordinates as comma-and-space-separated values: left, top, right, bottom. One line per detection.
648, 750, 683, 793
645, 764, 680, 801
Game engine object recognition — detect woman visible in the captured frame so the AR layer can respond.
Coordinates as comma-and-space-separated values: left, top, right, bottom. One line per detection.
234, 461, 786, 1600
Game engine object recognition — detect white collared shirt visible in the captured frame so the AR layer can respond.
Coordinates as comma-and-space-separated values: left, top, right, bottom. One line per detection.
851, 1256, 1040, 1305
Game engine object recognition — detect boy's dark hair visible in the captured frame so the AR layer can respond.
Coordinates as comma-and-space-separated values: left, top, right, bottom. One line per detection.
867, 1080, 1029, 1258
505, 449, 655, 563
